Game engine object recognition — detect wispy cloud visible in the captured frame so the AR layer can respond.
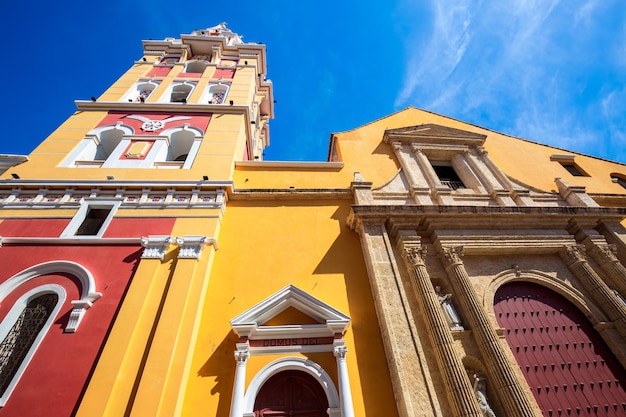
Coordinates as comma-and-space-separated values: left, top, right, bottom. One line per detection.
394, 0, 626, 162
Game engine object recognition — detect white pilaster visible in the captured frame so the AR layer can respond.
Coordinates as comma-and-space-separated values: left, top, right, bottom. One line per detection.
229, 343, 250, 417
333, 339, 355, 417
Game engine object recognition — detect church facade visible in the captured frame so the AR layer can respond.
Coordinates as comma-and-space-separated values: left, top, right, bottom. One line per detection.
0, 24, 625, 417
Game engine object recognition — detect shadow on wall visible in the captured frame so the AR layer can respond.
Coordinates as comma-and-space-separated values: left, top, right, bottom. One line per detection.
198, 330, 239, 417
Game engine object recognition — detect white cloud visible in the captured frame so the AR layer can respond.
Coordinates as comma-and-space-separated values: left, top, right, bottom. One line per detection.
394, 0, 626, 162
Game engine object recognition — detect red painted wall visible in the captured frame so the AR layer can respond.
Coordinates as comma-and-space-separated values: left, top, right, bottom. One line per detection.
0, 217, 176, 416
0, 217, 176, 238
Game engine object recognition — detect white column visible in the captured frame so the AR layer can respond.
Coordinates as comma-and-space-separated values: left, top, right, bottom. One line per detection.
333, 340, 355, 417
229, 343, 250, 417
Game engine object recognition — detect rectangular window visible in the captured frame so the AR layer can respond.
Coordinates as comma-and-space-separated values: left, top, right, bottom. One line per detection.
61, 200, 121, 238
75, 208, 111, 235
559, 162, 587, 177
550, 154, 589, 177
432, 162, 465, 190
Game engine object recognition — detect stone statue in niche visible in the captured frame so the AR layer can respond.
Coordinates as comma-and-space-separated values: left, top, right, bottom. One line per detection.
474, 374, 496, 417
435, 286, 464, 330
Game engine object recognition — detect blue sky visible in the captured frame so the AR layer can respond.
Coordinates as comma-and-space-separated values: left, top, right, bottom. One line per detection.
1, 0, 625, 163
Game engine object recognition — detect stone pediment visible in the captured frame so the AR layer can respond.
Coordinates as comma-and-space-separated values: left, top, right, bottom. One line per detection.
230, 285, 350, 340
383, 124, 487, 147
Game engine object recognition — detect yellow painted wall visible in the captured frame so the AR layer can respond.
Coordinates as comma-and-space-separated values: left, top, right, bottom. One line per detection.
180, 199, 398, 417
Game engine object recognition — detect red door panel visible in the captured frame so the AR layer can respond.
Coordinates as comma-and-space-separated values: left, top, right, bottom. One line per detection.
254, 370, 329, 417
495, 282, 626, 416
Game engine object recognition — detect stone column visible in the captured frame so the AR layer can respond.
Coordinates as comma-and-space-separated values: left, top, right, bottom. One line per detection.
401, 243, 482, 417
560, 245, 626, 338
333, 340, 355, 417
229, 343, 250, 417
587, 243, 626, 297
440, 246, 537, 417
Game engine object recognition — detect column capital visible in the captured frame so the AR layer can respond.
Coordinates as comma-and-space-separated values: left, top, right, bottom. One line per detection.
391, 142, 403, 152
561, 244, 587, 265
141, 235, 173, 259
592, 243, 619, 262
333, 339, 348, 360
234, 343, 250, 364
409, 144, 424, 155
402, 244, 427, 267
440, 246, 465, 267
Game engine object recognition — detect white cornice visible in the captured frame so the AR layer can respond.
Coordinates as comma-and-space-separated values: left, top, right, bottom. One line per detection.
74, 101, 251, 115
0, 180, 233, 189
235, 161, 343, 169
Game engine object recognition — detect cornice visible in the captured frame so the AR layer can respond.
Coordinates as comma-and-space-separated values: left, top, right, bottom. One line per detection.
230, 188, 352, 200
0, 180, 234, 189
74, 101, 251, 115
348, 204, 626, 231
235, 161, 344, 169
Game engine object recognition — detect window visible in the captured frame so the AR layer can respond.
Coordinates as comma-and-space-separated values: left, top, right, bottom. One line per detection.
0, 285, 65, 406
611, 173, 626, 190
0, 293, 57, 397
200, 83, 230, 104
184, 59, 209, 74
166, 82, 196, 103
61, 200, 120, 238
94, 128, 124, 161
432, 162, 465, 190
550, 154, 589, 177
75, 207, 111, 235
122, 80, 159, 103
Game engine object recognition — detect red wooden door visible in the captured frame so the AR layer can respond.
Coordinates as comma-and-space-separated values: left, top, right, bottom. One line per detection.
495, 282, 626, 416
253, 370, 329, 417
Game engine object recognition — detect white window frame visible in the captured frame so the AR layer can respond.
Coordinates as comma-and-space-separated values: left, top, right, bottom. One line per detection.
60, 199, 122, 238
199, 82, 230, 104
121, 80, 160, 102
160, 81, 197, 104
0, 284, 66, 407
61, 124, 134, 168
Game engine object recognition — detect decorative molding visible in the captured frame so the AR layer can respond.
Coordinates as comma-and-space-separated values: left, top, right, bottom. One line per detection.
234, 343, 250, 364
561, 244, 587, 264
441, 246, 465, 267
231, 285, 350, 353
175, 235, 215, 258
0, 261, 102, 333
403, 245, 427, 267
141, 236, 173, 259
333, 339, 348, 360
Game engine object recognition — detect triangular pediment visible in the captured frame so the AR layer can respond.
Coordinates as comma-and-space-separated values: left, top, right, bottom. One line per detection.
230, 285, 350, 339
383, 123, 487, 146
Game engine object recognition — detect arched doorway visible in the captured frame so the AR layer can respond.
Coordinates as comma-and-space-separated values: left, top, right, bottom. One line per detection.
253, 370, 329, 417
494, 281, 626, 416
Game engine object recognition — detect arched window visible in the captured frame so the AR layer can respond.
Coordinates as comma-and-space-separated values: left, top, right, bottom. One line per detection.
0, 285, 65, 405
62, 125, 133, 167
494, 282, 626, 415
184, 59, 209, 74
164, 82, 196, 103
122, 80, 159, 103
167, 130, 195, 163
200, 83, 230, 104
94, 128, 124, 160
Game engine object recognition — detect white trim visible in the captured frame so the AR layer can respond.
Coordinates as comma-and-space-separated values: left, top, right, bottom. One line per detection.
60, 199, 122, 238
235, 161, 344, 169
230, 285, 350, 341
242, 357, 340, 417
0, 284, 66, 407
